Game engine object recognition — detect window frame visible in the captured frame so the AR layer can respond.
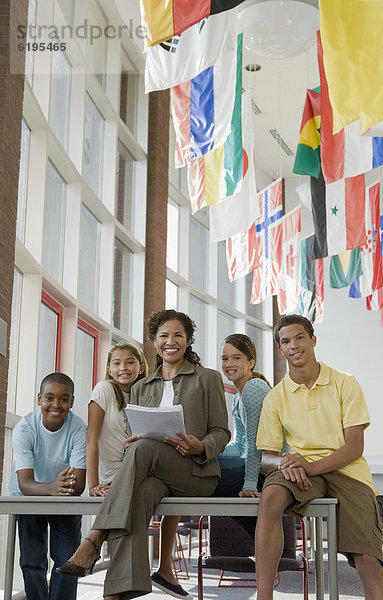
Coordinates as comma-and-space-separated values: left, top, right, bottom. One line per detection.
41, 290, 63, 371
77, 317, 99, 388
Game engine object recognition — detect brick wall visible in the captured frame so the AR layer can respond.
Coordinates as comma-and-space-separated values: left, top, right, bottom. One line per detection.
273, 297, 286, 386
0, 0, 28, 489
143, 90, 169, 371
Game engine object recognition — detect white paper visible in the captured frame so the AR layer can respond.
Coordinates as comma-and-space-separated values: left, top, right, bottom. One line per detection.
124, 404, 186, 442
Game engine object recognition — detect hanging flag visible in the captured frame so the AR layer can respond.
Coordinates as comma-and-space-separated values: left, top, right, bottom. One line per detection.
188, 146, 226, 213
271, 207, 302, 315
319, 0, 383, 134
145, 10, 239, 92
366, 287, 383, 327
171, 45, 237, 167
329, 249, 362, 289
349, 182, 383, 299
187, 36, 243, 212
310, 168, 366, 258
299, 234, 324, 324
225, 223, 259, 282
367, 287, 383, 312
296, 181, 311, 212
249, 179, 284, 305
140, 0, 246, 47
209, 91, 258, 241
293, 87, 321, 178
317, 32, 383, 185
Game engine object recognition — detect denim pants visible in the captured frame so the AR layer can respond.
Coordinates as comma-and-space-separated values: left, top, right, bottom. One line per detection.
17, 514, 81, 600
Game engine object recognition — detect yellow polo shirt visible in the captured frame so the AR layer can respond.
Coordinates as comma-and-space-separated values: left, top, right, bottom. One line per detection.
256, 363, 375, 491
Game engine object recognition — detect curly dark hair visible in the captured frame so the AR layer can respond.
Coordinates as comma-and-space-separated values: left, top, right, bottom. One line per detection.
147, 309, 202, 368
274, 314, 314, 345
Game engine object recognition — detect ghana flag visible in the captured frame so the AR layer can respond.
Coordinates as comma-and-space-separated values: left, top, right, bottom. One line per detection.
293, 87, 321, 178
140, 0, 246, 47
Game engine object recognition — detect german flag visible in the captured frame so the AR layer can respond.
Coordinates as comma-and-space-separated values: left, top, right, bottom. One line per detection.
293, 87, 321, 178
140, 0, 246, 47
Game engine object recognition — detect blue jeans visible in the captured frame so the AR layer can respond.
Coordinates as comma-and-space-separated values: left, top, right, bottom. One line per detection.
17, 514, 81, 600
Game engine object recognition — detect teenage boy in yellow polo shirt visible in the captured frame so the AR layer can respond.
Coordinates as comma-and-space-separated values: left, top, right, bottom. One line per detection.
255, 314, 383, 600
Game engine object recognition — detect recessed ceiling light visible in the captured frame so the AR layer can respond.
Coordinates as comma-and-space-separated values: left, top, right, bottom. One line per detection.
246, 64, 261, 72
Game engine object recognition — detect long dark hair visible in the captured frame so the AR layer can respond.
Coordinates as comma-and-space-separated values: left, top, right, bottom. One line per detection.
147, 309, 202, 369
105, 342, 148, 410
223, 333, 271, 387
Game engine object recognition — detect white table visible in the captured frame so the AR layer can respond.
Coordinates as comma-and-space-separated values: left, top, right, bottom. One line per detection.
0, 496, 338, 600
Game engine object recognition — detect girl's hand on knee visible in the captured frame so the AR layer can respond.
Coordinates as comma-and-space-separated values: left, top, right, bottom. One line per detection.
239, 489, 261, 498
90, 483, 110, 497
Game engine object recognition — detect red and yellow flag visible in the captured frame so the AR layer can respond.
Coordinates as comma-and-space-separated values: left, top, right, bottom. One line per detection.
140, 0, 246, 46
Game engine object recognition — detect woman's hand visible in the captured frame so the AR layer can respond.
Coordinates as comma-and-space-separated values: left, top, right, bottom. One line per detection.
239, 489, 261, 498
165, 431, 205, 456
89, 483, 110, 497
124, 434, 141, 450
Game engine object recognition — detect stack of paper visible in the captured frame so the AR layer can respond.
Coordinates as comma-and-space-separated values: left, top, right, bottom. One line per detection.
124, 404, 186, 442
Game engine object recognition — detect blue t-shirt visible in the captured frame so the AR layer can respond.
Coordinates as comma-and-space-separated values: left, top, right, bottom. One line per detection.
9, 409, 87, 496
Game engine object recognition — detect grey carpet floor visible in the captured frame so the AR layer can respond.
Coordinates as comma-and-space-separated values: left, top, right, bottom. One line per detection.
76, 548, 364, 600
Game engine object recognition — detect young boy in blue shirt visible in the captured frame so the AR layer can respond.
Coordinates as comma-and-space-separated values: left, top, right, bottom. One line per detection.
10, 372, 87, 600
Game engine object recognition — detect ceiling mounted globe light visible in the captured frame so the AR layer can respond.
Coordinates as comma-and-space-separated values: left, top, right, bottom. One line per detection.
242, 0, 319, 60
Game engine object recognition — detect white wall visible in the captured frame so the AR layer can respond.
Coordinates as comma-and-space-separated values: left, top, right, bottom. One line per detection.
284, 175, 383, 493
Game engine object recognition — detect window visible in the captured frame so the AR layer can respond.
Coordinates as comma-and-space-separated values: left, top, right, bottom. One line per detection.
189, 295, 207, 364
166, 280, 178, 310
78, 204, 101, 313
7, 269, 23, 412
83, 93, 105, 197
217, 310, 235, 374
42, 161, 66, 282
245, 322, 264, 375
74, 319, 98, 423
189, 217, 208, 290
120, 51, 138, 132
87, 0, 108, 88
25, 0, 37, 83
167, 201, 179, 272
35, 292, 63, 400
113, 239, 131, 331
50, 51, 72, 149
58, 0, 74, 24
16, 120, 31, 241
116, 143, 134, 230
217, 241, 235, 307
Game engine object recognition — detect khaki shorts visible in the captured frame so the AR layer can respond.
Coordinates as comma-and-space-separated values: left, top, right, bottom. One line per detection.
263, 469, 383, 567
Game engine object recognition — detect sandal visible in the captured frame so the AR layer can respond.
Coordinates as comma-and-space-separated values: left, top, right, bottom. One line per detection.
56, 536, 101, 577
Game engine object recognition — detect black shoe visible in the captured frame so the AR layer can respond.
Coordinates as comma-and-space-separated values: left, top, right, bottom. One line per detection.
151, 572, 193, 600
56, 537, 101, 578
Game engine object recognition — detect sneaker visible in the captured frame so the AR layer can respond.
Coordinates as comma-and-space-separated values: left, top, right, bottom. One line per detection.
151, 572, 193, 600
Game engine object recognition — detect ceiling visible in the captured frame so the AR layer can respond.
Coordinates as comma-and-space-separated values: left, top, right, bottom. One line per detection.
119, 0, 320, 183
241, 0, 320, 181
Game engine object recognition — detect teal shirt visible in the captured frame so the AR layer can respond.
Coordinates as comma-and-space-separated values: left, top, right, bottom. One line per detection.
220, 378, 289, 491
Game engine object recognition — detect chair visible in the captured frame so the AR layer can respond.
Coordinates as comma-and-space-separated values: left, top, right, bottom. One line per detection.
179, 515, 208, 561
197, 515, 308, 600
